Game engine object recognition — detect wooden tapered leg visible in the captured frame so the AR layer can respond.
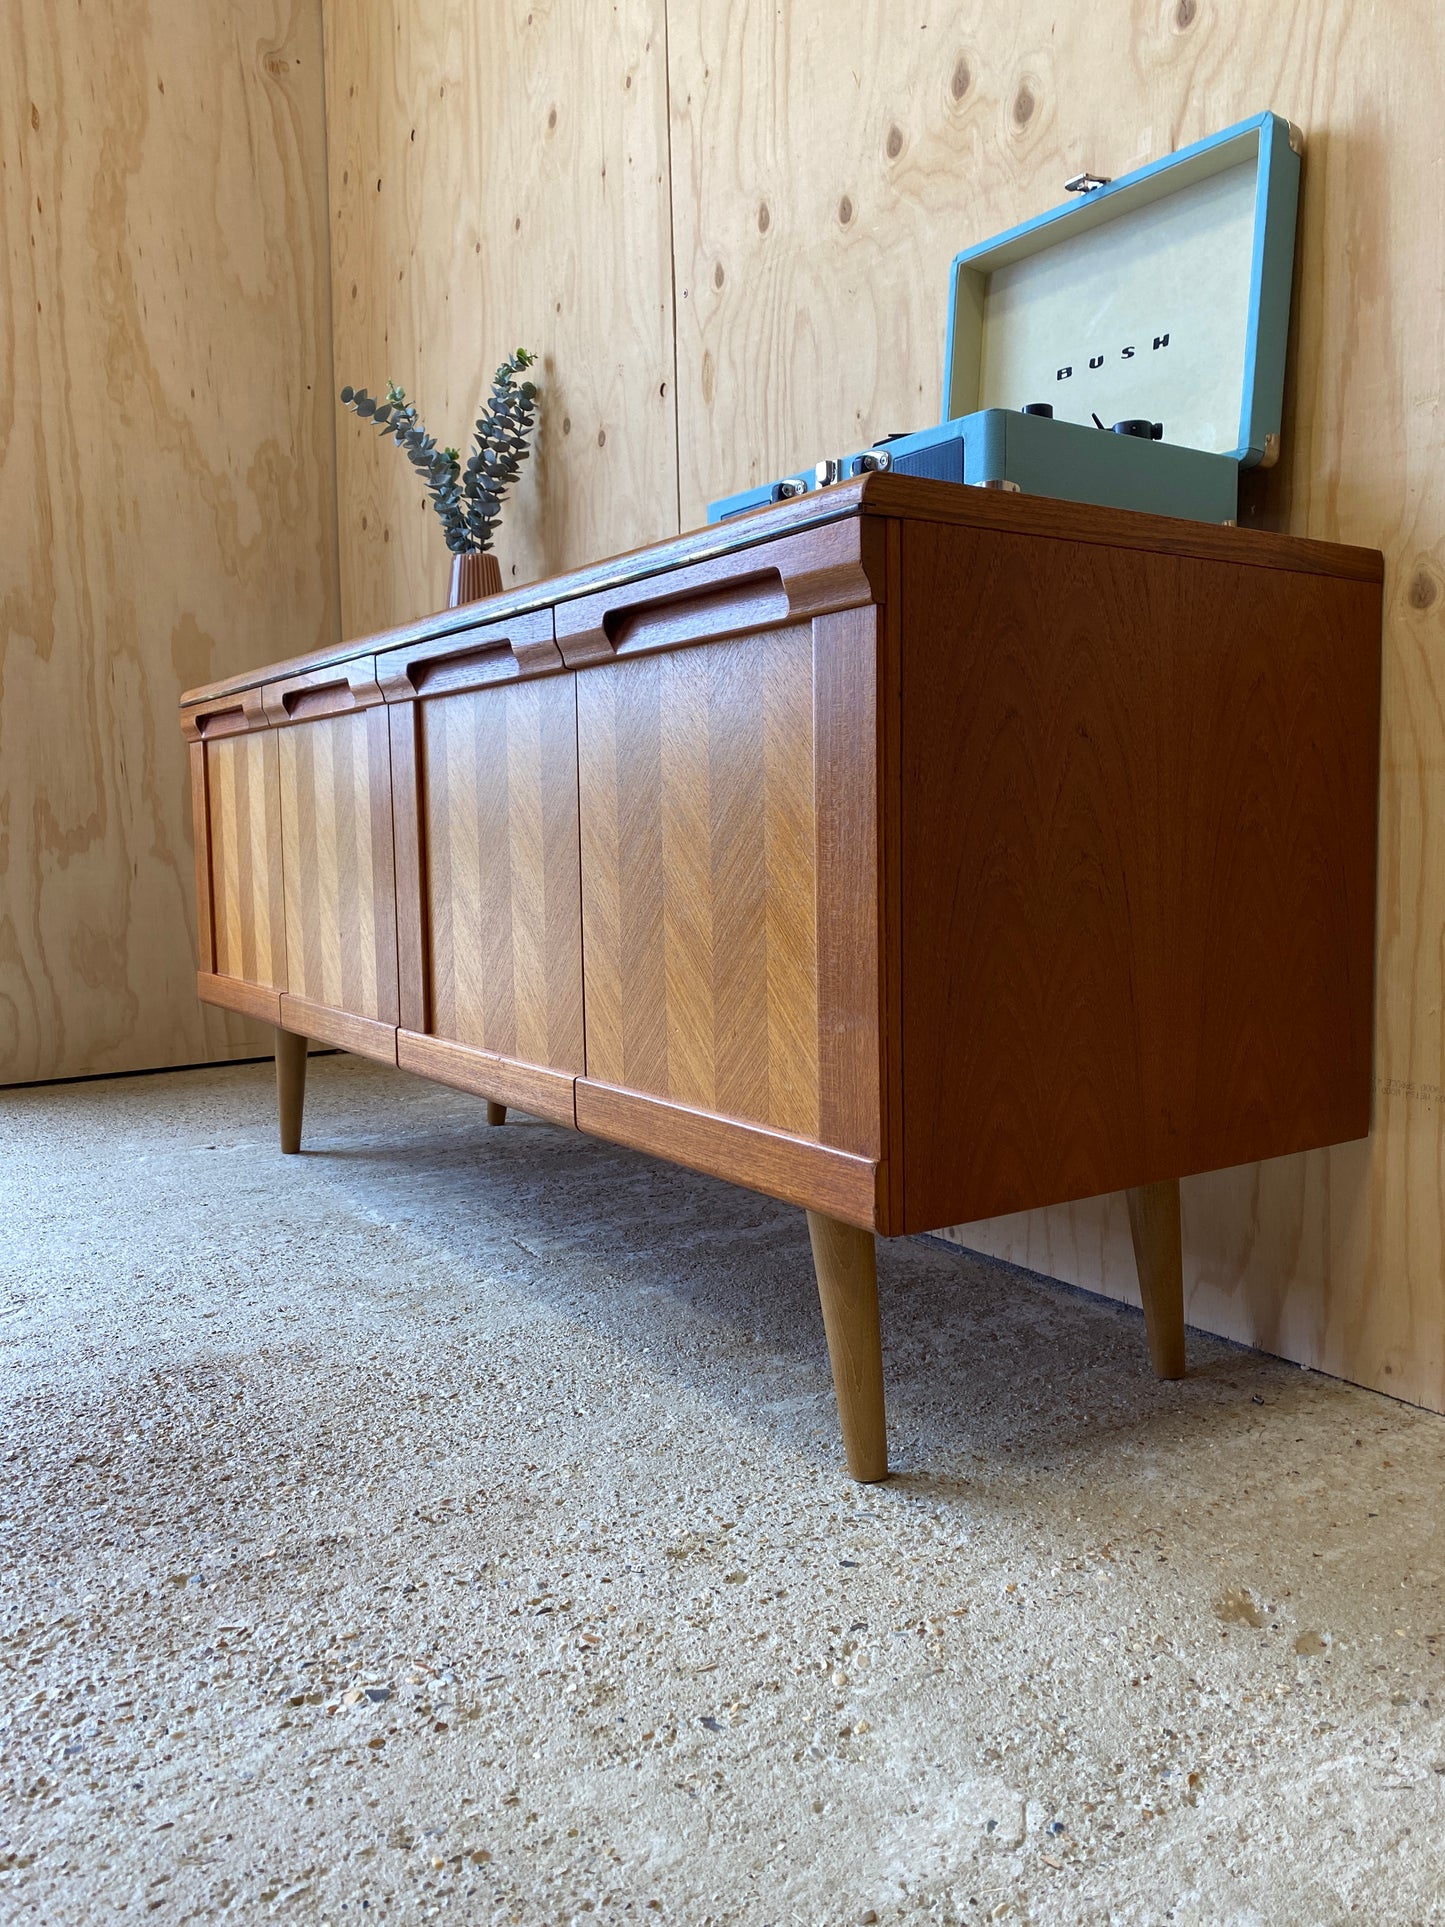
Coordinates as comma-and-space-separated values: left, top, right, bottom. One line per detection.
276, 1027, 308, 1156
1126, 1178, 1186, 1379
486, 1101, 507, 1127
806, 1210, 888, 1483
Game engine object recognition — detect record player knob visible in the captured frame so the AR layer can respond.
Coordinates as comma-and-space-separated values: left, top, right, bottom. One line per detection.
1022, 402, 1054, 418
1113, 418, 1164, 440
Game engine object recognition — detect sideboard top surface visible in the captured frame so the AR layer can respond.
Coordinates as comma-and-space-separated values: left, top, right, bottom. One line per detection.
180, 476, 1384, 713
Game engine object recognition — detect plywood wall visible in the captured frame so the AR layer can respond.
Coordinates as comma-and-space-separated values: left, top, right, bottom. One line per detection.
0, 0, 338, 1083
323, 0, 677, 638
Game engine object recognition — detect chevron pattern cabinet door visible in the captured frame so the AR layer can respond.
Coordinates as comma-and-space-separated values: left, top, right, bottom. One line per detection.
419, 675, 584, 1073
574, 608, 885, 1183
277, 708, 399, 1027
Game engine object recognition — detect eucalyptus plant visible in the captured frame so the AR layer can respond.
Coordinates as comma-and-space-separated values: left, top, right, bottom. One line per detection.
340, 349, 539, 555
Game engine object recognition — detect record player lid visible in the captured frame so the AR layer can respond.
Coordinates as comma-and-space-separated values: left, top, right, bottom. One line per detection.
941, 111, 1300, 468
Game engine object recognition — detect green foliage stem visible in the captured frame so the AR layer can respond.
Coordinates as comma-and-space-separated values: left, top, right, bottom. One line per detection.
340, 349, 539, 555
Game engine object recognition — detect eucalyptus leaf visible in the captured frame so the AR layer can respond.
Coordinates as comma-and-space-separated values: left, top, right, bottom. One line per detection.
340, 348, 539, 557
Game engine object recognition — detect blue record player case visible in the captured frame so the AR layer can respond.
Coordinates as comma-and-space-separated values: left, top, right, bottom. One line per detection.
709, 110, 1301, 527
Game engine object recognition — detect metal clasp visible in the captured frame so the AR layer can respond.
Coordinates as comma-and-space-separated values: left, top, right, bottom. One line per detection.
1063, 171, 1110, 194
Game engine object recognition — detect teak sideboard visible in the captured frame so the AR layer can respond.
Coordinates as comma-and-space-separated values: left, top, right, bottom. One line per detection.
180, 476, 1383, 1482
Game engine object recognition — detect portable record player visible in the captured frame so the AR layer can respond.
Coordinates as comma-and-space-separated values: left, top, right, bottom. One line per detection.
709, 110, 1301, 527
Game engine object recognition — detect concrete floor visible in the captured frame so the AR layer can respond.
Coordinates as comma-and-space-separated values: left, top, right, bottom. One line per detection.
1, 1056, 1442, 1927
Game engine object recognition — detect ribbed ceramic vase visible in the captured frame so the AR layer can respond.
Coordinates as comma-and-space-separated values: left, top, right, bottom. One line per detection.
447, 549, 503, 608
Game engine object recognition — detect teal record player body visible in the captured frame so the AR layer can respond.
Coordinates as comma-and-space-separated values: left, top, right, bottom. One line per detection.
709, 110, 1301, 528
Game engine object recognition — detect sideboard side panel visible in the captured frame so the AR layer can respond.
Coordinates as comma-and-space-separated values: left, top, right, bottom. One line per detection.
899, 518, 1381, 1231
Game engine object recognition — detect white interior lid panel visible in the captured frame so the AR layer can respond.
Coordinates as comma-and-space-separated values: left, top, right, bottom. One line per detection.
975, 160, 1257, 453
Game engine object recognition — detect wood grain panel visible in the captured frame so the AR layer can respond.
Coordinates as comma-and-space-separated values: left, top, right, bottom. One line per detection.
901, 517, 1380, 1230
323, 0, 676, 633
814, 606, 885, 1161
1, 0, 337, 1083
190, 745, 216, 978
278, 709, 399, 1025
207, 731, 288, 992
668, 1, 985, 531
880, 519, 905, 1232
578, 627, 837, 1146
421, 676, 584, 1071
389, 705, 427, 1036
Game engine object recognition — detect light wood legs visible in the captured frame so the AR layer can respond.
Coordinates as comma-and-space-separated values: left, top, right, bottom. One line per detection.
806, 1210, 888, 1483
486, 1101, 507, 1127
276, 1027, 307, 1155
1126, 1178, 1186, 1379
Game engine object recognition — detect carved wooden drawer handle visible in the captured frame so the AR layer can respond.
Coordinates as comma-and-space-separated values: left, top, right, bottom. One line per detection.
261, 661, 383, 726
179, 687, 268, 741
376, 607, 559, 701
602, 570, 788, 654
555, 520, 882, 666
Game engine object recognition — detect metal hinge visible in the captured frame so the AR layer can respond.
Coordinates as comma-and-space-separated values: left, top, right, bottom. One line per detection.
1064, 171, 1111, 194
